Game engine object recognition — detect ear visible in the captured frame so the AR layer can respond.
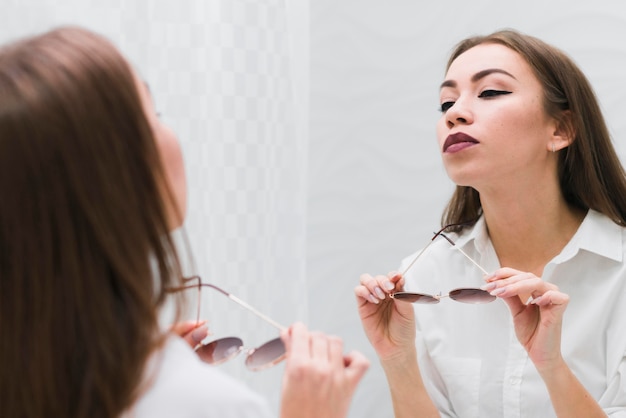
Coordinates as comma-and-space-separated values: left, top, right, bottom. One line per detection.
548, 110, 575, 152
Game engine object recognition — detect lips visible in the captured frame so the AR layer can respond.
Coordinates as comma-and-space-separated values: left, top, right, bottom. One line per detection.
443, 132, 479, 153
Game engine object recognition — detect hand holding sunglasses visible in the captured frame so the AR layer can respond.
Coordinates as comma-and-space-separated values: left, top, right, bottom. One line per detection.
169, 277, 370, 418
390, 224, 495, 304
167, 276, 287, 371
359, 222, 495, 305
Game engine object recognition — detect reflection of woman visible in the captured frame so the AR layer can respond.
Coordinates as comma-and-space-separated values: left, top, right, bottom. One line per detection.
355, 29, 626, 417
0, 26, 368, 418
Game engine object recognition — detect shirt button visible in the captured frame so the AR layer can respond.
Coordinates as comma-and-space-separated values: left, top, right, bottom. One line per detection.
509, 377, 521, 385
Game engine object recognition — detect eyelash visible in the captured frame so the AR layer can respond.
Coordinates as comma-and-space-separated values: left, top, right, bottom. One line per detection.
439, 89, 512, 113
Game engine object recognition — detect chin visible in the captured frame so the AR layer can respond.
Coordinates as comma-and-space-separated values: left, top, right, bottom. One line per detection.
443, 164, 483, 187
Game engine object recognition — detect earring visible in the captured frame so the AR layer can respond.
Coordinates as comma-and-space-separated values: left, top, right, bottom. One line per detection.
551, 143, 556, 153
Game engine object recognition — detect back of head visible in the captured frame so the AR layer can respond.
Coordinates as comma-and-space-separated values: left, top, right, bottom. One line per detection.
0, 26, 181, 418
442, 29, 626, 229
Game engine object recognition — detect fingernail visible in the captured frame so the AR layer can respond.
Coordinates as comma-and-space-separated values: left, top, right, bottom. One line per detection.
484, 273, 496, 281
367, 294, 380, 304
530, 296, 542, 305
480, 282, 496, 291
191, 325, 209, 343
374, 286, 385, 299
490, 287, 506, 296
383, 281, 395, 291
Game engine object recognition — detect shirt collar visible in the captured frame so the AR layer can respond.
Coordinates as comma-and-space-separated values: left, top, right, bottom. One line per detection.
555, 209, 623, 263
451, 209, 623, 263
453, 215, 488, 255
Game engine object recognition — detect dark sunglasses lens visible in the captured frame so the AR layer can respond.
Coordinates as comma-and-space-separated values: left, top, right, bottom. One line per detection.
449, 288, 495, 304
392, 292, 439, 304
245, 337, 286, 371
195, 336, 243, 364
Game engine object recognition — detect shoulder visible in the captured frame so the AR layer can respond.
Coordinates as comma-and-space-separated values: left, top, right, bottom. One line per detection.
129, 336, 274, 418
564, 209, 625, 263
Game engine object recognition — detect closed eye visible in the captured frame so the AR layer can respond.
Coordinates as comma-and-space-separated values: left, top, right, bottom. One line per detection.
478, 89, 512, 98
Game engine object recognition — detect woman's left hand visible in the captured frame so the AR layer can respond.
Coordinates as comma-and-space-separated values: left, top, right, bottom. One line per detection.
170, 320, 209, 348
482, 268, 569, 371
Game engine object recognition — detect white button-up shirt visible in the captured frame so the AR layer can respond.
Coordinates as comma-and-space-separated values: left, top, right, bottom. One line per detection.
401, 210, 626, 417
127, 336, 274, 418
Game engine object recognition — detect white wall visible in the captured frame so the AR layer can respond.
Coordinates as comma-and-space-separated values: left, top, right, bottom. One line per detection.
309, 1, 626, 417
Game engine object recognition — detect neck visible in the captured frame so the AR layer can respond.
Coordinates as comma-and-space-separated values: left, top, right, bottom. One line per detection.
480, 189, 585, 277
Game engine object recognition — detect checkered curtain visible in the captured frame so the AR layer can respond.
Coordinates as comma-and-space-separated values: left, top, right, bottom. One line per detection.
137, 1, 307, 409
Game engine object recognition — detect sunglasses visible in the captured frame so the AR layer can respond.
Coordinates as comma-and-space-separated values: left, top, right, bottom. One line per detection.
390, 222, 495, 304
166, 276, 287, 371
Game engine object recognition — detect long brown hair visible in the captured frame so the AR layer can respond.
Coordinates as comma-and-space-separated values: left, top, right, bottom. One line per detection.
441, 29, 626, 231
0, 27, 183, 417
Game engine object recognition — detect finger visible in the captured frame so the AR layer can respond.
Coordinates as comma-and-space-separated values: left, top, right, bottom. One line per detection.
484, 267, 526, 282
355, 284, 381, 305
498, 292, 527, 316
360, 273, 399, 302
170, 320, 205, 336
484, 271, 539, 289
186, 325, 209, 346
530, 290, 570, 307
328, 335, 344, 369
359, 273, 387, 301
483, 273, 557, 299
285, 322, 309, 363
280, 327, 292, 353
343, 350, 370, 385
171, 320, 209, 347
310, 331, 328, 361
387, 271, 405, 290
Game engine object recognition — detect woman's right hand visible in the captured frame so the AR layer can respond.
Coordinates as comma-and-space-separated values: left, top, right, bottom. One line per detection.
354, 272, 416, 361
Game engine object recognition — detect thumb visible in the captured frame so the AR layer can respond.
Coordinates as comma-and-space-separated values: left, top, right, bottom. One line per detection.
343, 351, 370, 385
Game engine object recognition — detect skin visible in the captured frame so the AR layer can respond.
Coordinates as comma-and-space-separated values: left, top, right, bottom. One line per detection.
134, 78, 187, 230
355, 44, 605, 417
133, 73, 370, 418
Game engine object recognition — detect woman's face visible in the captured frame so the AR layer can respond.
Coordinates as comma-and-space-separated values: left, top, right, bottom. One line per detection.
436, 43, 557, 192
135, 75, 187, 230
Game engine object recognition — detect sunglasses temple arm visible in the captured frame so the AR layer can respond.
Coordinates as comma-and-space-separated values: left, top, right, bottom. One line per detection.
226, 294, 287, 332
454, 246, 489, 275
439, 234, 490, 275
197, 283, 288, 332
401, 238, 436, 276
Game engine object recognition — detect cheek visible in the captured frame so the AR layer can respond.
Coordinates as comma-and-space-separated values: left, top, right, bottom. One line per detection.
164, 130, 184, 181
165, 131, 186, 201
436, 118, 448, 150
156, 125, 187, 225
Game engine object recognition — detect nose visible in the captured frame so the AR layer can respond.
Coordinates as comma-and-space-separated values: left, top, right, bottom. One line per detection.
445, 98, 473, 128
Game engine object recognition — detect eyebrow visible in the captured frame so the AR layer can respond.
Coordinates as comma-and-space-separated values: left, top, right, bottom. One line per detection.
440, 68, 517, 89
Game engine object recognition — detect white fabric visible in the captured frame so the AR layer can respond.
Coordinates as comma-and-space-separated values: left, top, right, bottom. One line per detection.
126, 336, 274, 418
401, 209, 626, 418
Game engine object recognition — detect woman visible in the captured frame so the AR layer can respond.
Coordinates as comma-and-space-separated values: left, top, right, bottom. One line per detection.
356, 29, 626, 417
0, 26, 369, 418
